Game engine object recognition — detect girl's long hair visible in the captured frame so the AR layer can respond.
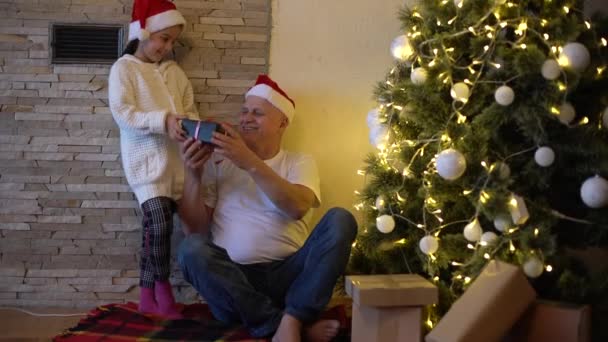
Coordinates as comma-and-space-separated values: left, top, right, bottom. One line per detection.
120, 38, 180, 61
122, 39, 139, 56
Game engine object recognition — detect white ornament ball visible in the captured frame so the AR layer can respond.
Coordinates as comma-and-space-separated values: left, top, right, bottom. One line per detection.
558, 102, 576, 125
369, 125, 389, 149
390, 35, 414, 61
450, 82, 470, 102
366, 108, 382, 128
602, 107, 608, 128
541, 59, 561, 80
493, 162, 511, 180
523, 257, 544, 278
376, 215, 396, 233
411, 67, 428, 85
495, 85, 515, 106
481, 231, 498, 245
454, 0, 464, 7
534, 146, 555, 167
375, 195, 387, 211
436, 149, 467, 181
463, 219, 482, 242
559, 42, 591, 72
399, 105, 414, 121
419, 236, 439, 255
580, 175, 608, 208
493, 214, 512, 232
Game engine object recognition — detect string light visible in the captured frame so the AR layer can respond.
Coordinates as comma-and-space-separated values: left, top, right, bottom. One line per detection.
457, 112, 467, 124
515, 21, 527, 35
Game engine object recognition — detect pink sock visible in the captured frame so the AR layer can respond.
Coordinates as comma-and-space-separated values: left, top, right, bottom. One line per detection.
139, 287, 157, 313
154, 280, 183, 319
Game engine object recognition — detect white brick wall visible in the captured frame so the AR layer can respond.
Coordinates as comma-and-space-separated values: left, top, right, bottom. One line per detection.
0, 0, 270, 308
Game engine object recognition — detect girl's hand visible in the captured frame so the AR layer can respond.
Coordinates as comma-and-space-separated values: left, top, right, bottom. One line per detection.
166, 114, 187, 142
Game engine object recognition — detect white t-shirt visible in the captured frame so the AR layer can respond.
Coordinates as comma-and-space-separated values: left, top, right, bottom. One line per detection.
201, 150, 321, 264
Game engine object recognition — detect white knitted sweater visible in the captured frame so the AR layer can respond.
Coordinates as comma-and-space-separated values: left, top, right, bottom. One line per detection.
108, 55, 199, 205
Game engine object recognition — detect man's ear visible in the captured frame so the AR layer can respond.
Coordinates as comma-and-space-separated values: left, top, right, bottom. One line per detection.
280, 116, 289, 128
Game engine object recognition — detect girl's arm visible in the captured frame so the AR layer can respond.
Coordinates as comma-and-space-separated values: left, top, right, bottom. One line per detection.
108, 62, 168, 135
181, 73, 200, 120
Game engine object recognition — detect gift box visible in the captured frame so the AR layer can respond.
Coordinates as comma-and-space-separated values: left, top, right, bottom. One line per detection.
426, 260, 536, 342
345, 274, 438, 342
507, 300, 591, 342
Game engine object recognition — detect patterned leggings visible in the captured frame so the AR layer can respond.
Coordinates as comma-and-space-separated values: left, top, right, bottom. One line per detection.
140, 196, 176, 288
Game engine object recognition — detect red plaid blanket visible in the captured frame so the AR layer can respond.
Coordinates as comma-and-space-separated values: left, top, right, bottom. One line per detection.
54, 302, 351, 342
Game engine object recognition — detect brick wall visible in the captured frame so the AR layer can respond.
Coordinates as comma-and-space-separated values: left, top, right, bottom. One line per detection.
0, 0, 270, 307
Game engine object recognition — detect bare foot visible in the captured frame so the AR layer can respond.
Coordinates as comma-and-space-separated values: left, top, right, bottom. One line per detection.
304, 320, 340, 342
272, 314, 302, 342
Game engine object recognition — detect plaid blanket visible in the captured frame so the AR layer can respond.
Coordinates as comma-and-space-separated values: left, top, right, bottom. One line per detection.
54, 302, 351, 342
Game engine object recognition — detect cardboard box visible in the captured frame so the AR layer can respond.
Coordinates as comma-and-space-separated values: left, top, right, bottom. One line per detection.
426, 260, 537, 342
507, 301, 591, 342
346, 274, 438, 342
345, 274, 438, 307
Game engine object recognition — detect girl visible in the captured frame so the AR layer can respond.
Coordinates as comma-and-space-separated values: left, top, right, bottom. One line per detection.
108, 0, 197, 318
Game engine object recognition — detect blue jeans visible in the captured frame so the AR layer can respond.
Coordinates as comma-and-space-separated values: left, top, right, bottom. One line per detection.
177, 207, 357, 337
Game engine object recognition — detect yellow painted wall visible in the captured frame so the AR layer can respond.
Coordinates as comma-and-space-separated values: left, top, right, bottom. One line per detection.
269, 0, 409, 222
585, 0, 607, 16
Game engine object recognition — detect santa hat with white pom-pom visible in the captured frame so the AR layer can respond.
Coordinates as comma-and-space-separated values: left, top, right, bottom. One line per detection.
128, 0, 186, 41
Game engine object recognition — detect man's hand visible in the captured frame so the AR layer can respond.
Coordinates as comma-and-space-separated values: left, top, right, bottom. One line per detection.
211, 123, 260, 171
166, 114, 187, 142
179, 138, 215, 236
181, 138, 213, 179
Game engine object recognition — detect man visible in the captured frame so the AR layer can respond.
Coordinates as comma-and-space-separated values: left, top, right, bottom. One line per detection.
177, 74, 357, 342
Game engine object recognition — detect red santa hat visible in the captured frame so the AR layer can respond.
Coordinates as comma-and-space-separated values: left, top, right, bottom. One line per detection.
245, 75, 296, 122
128, 0, 186, 41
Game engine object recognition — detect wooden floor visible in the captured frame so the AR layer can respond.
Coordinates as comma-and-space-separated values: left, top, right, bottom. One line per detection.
0, 307, 85, 341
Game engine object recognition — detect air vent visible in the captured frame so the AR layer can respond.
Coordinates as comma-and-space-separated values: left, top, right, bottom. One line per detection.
51, 24, 124, 64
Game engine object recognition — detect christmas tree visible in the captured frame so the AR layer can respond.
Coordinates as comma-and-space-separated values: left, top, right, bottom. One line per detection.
349, 0, 608, 337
